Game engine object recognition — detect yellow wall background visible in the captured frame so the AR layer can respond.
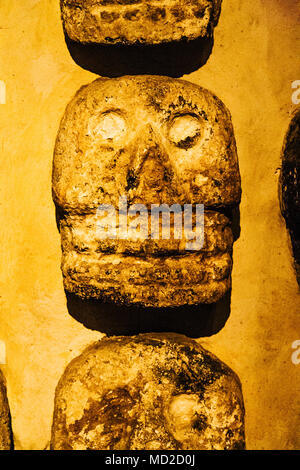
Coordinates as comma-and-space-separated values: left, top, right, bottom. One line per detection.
0, 0, 299, 450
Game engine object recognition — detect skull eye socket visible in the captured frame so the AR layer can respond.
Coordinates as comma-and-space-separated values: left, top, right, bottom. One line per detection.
168, 114, 201, 149
87, 111, 126, 141
166, 394, 208, 440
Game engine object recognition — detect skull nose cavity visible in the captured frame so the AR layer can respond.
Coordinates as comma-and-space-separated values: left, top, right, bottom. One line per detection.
127, 129, 173, 193
127, 156, 173, 194
126, 169, 139, 191
140, 158, 167, 189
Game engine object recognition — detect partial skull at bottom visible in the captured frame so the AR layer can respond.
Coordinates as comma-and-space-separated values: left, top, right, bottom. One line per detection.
51, 334, 245, 450
60, 0, 223, 46
279, 108, 300, 286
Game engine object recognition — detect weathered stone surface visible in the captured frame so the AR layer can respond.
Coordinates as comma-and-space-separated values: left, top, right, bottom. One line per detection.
279, 108, 300, 286
0, 370, 12, 450
52, 76, 241, 307
60, 0, 222, 45
51, 333, 245, 450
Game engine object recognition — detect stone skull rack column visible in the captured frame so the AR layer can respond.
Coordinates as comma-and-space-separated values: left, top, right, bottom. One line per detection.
50, 0, 246, 450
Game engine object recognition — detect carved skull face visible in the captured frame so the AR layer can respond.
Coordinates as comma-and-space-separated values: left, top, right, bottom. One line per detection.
52, 76, 241, 307
60, 0, 222, 45
51, 334, 245, 450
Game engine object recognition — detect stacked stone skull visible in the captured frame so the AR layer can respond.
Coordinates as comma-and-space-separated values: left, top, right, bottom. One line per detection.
52, 76, 241, 308
279, 108, 300, 287
50, 0, 246, 450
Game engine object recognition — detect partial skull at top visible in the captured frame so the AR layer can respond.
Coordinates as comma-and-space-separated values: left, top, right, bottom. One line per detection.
52, 76, 241, 308
60, 0, 222, 45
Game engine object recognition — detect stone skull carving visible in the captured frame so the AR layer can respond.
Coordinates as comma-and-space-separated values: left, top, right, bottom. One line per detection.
51, 334, 245, 450
279, 108, 300, 286
52, 76, 241, 307
60, 0, 222, 45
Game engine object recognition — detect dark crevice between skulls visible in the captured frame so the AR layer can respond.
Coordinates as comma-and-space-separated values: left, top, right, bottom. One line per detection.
66, 290, 232, 338
64, 33, 214, 78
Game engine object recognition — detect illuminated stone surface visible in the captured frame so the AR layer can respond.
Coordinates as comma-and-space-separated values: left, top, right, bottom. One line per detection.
0, 370, 12, 450
60, 0, 222, 45
51, 334, 245, 450
279, 108, 300, 286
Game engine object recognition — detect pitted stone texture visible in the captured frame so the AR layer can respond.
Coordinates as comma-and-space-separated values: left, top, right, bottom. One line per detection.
279, 108, 300, 286
52, 76, 241, 307
60, 0, 222, 45
51, 334, 245, 450
0, 370, 12, 450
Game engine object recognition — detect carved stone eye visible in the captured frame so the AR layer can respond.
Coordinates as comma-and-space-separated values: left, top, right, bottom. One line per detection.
168, 114, 201, 149
87, 111, 126, 141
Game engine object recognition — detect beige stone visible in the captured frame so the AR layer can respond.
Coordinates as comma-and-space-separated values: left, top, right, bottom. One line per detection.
1, 0, 299, 450
51, 333, 245, 450
60, 0, 222, 45
0, 370, 12, 450
52, 75, 241, 307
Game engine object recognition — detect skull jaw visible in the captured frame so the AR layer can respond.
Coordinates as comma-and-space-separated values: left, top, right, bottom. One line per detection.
61, 1, 218, 45
59, 210, 234, 307
62, 253, 232, 308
